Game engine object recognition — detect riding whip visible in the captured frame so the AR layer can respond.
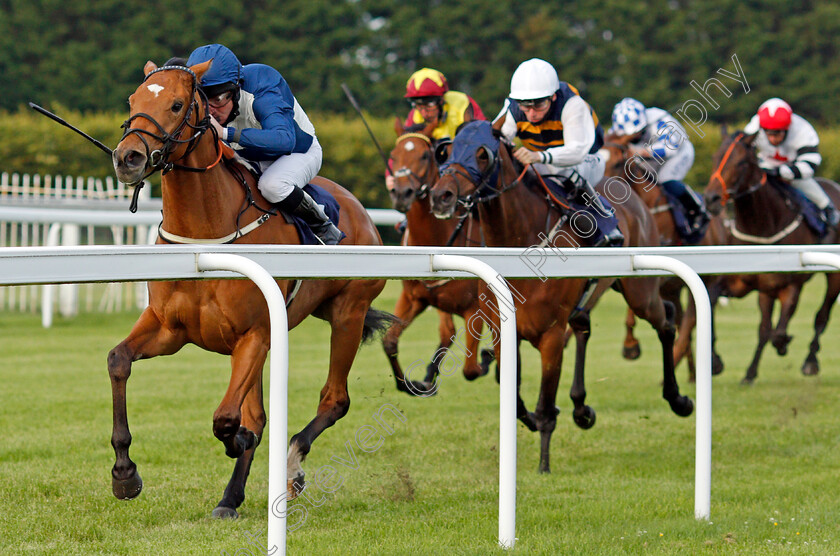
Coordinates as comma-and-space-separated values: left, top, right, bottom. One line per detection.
340, 83, 393, 176
28, 103, 113, 156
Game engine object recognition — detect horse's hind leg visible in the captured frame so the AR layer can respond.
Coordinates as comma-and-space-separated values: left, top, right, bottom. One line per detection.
382, 288, 433, 395
622, 307, 641, 359
213, 380, 266, 519
287, 296, 369, 497
802, 273, 840, 376
108, 307, 185, 500
428, 310, 456, 383
743, 292, 775, 384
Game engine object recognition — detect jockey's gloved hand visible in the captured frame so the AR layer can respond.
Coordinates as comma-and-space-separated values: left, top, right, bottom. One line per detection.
778, 165, 796, 181
763, 166, 781, 178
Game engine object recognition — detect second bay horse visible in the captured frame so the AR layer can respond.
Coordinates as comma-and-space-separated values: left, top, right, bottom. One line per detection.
429, 120, 693, 473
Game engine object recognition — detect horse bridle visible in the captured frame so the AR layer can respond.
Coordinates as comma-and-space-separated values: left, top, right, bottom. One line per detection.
393, 133, 435, 199
119, 66, 217, 186
709, 132, 764, 204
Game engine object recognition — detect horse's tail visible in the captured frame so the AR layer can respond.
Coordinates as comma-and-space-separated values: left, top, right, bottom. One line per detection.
361, 308, 401, 344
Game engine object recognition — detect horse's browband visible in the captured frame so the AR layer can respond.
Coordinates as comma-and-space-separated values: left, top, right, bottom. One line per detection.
396, 133, 432, 145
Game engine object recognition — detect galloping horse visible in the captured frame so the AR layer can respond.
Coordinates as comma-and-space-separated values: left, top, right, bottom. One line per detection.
601, 133, 728, 380
704, 129, 840, 383
383, 123, 493, 393
110, 61, 389, 517
429, 120, 693, 473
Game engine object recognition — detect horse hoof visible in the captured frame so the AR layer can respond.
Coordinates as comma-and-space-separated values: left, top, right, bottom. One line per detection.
424, 361, 439, 384
398, 380, 437, 397
211, 506, 239, 519
112, 470, 143, 500
519, 412, 538, 432
538, 463, 551, 474
772, 334, 792, 356
740, 376, 755, 386
573, 406, 596, 430
287, 476, 306, 500
669, 396, 694, 417
622, 344, 641, 360
801, 360, 820, 376
712, 354, 725, 376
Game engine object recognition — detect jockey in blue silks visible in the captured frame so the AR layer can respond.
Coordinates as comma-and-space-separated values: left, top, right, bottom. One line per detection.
494, 58, 623, 247
185, 44, 342, 245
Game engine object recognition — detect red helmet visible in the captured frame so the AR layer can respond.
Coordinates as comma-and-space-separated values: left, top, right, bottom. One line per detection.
757, 98, 793, 130
404, 68, 449, 98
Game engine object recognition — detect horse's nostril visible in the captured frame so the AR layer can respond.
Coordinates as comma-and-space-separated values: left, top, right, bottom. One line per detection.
124, 150, 145, 169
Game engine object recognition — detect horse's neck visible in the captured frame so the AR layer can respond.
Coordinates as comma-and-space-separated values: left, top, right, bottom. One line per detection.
405, 195, 460, 246
732, 178, 793, 236
478, 179, 548, 247
160, 137, 248, 237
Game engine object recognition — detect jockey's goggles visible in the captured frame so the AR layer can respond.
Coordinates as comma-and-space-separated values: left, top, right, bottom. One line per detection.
408, 97, 441, 108
207, 91, 234, 108
517, 97, 551, 110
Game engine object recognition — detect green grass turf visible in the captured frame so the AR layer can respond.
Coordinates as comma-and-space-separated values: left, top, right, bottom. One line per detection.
1, 279, 840, 555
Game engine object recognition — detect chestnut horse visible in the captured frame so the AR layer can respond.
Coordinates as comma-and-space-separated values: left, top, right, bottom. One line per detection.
110, 61, 389, 517
601, 133, 728, 380
429, 120, 693, 473
704, 130, 840, 384
383, 125, 493, 394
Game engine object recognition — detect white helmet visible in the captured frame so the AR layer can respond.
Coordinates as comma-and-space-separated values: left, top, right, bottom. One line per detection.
611, 97, 647, 135
509, 58, 560, 100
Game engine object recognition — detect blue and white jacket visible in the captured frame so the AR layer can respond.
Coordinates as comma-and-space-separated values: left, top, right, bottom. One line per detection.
187, 44, 315, 162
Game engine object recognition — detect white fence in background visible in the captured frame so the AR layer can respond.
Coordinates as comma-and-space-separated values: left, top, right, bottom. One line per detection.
3, 243, 840, 553
0, 172, 403, 323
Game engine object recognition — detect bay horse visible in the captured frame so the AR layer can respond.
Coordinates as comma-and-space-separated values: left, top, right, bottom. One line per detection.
429, 120, 693, 473
383, 123, 493, 394
110, 61, 390, 517
704, 129, 840, 384
601, 133, 728, 380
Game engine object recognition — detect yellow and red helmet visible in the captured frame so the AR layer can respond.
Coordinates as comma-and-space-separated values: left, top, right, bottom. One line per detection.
404, 68, 449, 98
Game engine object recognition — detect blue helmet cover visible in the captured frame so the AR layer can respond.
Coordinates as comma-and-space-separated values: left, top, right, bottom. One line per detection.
440, 121, 500, 187
186, 44, 242, 87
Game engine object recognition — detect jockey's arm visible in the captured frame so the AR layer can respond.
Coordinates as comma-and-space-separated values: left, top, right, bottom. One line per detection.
539, 96, 595, 166
233, 90, 301, 160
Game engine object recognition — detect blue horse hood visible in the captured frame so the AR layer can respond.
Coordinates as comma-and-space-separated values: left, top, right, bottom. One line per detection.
187, 44, 242, 87
440, 120, 500, 188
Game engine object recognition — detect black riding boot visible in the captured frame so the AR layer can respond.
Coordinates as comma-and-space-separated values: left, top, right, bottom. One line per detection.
678, 190, 710, 232
564, 172, 624, 247
821, 205, 840, 228
277, 187, 343, 245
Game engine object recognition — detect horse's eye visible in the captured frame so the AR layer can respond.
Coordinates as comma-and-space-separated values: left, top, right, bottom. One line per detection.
172, 101, 184, 113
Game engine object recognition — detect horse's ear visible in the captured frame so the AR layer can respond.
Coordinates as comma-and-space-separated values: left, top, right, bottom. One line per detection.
143, 61, 158, 76
394, 117, 405, 136
492, 114, 506, 134
189, 60, 214, 82
720, 123, 729, 138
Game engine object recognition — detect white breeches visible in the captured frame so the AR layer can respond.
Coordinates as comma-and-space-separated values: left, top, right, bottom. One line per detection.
256, 137, 323, 203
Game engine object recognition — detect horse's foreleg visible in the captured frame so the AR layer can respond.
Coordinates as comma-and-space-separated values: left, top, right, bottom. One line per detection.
567, 312, 595, 430
744, 292, 775, 384
214, 331, 268, 460
287, 302, 366, 498
108, 307, 185, 500
534, 325, 568, 474
803, 273, 840, 375
460, 307, 491, 381
213, 379, 266, 519
770, 284, 802, 356
622, 307, 641, 360
382, 287, 431, 395
623, 279, 693, 417
675, 295, 697, 382
428, 310, 457, 383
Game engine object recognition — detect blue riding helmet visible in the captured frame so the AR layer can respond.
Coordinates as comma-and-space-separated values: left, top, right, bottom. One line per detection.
186, 44, 243, 90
